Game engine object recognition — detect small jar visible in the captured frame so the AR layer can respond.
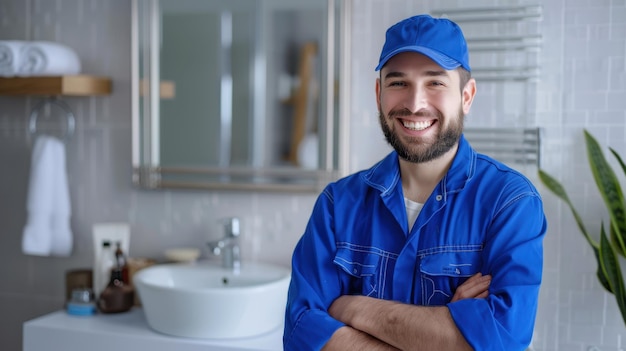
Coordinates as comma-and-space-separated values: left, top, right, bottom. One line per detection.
66, 288, 96, 316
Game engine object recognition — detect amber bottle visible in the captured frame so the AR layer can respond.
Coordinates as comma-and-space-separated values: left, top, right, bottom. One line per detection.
97, 268, 134, 313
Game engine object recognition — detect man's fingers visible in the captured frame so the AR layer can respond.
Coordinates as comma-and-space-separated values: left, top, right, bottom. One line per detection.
459, 273, 491, 293
475, 290, 489, 299
451, 272, 492, 302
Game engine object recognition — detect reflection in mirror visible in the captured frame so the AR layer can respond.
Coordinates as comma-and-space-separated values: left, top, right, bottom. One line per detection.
131, 0, 349, 192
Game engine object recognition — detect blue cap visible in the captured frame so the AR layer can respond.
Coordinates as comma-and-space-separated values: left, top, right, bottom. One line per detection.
375, 14, 470, 72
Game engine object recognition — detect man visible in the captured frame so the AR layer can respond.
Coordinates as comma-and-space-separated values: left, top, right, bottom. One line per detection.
283, 14, 546, 351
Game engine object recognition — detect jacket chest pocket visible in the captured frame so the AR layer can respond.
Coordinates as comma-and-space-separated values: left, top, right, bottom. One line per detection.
419, 248, 482, 306
333, 244, 395, 299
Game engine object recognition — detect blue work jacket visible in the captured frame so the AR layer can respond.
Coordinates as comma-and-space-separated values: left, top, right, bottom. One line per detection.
283, 135, 546, 351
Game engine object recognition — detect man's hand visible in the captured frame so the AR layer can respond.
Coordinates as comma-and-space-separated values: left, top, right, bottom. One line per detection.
327, 295, 474, 351
330, 272, 491, 324
451, 272, 491, 302
325, 272, 491, 351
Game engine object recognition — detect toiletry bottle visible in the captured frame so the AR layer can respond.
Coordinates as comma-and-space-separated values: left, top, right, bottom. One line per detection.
97, 267, 134, 313
114, 241, 129, 283
97, 241, 115, 296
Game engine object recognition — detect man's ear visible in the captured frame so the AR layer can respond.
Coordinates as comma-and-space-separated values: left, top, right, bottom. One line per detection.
462, 78, 476, 115
375, 77, 382, 112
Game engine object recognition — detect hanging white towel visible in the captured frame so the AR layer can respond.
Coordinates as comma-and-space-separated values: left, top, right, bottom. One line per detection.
49, 137, 72, 256
22, 136, 73, 257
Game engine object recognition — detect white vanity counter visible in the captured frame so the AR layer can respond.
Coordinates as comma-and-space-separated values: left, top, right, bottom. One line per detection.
23, 308, 283, 351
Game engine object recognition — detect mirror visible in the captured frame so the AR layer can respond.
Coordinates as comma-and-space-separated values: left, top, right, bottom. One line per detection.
131, 0, 349, 192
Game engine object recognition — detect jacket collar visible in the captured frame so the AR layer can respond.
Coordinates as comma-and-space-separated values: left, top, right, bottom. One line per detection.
361, 134, 476, 196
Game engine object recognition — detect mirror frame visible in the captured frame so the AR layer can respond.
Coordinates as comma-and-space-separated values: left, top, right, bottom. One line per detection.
131, 0, 351, 192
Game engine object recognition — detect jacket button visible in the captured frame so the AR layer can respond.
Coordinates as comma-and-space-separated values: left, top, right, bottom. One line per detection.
436, 195, 442, 201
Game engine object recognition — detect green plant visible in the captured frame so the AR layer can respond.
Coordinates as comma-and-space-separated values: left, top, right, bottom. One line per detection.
538, 129, 626, 326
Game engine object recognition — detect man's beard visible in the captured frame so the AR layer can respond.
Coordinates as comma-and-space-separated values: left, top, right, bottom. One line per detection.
379, 107, 464, 164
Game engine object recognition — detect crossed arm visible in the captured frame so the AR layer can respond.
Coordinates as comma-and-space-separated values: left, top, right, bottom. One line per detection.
322, 272, 492, 351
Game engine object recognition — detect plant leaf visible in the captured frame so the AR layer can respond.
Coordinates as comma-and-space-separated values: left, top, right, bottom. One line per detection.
538, 169, 598, 248
593, 240, 613, 293
612, 224, 622, 257
538, 168, 610, 291
610, 147, 626, 180
610, 146, 626, 255
585, 130, 626, 256
599, 223, 626, 326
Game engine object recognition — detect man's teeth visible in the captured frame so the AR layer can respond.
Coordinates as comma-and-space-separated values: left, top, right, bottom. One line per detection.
403, 120, 433, 131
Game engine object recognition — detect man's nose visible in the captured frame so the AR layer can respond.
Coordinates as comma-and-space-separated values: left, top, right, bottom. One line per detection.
403, 86, 428, 113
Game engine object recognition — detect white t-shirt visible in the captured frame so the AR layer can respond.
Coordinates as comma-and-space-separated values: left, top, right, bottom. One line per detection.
404, 197, 424, 231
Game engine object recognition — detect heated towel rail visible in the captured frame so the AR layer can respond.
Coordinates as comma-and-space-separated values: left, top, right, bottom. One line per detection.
432, 4, 543, 169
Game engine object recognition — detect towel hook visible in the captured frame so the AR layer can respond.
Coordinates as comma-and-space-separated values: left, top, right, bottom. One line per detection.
28, 97, 76, 140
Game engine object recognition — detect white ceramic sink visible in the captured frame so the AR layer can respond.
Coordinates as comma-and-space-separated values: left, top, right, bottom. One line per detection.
133, 261, 291, 339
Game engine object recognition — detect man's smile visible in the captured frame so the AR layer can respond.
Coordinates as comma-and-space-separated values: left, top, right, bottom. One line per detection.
401, 119, 435, 131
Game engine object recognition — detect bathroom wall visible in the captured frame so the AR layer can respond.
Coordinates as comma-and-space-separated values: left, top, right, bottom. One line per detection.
1, 0, 625, 351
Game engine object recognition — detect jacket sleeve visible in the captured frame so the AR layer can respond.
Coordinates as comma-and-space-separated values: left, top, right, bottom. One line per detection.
283, 188, 345, 351
448, 191, 547, 351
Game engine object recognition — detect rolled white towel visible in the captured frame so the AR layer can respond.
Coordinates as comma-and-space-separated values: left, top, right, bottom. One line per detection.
18, 41, 81, 76
0, 40, 23, 77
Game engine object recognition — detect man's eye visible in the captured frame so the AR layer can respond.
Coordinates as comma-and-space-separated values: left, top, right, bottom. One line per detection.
388, 81, 405, 87
429, 81, 445, 86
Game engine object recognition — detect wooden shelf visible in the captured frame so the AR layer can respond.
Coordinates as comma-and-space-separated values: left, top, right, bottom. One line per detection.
0, 75, 112, 96
139, 79, 175, 99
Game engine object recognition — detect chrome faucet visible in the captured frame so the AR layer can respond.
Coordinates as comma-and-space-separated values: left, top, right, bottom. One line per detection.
207, 217, 241, 271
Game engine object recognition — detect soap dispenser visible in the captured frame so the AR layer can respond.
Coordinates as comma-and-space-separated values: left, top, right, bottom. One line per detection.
97, 267, 134, 314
